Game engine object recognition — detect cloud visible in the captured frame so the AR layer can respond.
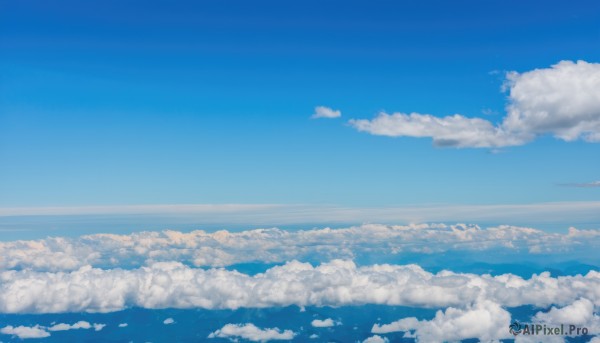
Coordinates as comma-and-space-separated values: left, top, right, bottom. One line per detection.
48, 321, 92, 331
311, 318, 340, 328
503, 60, 600, 142
208, 323, 295, 341
362, 335, 389, 343
0, 203, 282, 217
372, 300, 511, 342
1, 259, 600, 314
0, 321, 105, 339
2, 201, 600, 229
311, 106, 341, 119
2, 222, 599, 272
560, 181, 600, 188
512, 299, 600, 342
0, 325, 50, 339
532, 298, 600, 334
349, 60, 600, 148
350, 112, 523, 148
118, 323, 128, 327
163, 318, 174, 325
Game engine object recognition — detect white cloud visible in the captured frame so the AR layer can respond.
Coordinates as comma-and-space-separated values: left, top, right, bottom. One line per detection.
349, 60, 600, 148
372, 300, 512, 342
533, 298, 595, 325
118, 323, 128, 327
208, 323, 295, 341
48, 321, 92, 331
0, 325, 50, 339
163, 318, 174, 325
503, 60, 600, 142
1, 260, 599, 314
311, 318, 340, 328
532, 298, 600, 336
350, 112, 523, 148
362, 335, 389, 343
312, 106, 341, 119
0, 321, 104, 339
2, 222, 599, 272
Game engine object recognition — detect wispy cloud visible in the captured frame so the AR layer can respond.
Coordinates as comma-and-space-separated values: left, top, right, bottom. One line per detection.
311, 106, 341, 119
1, 201, 599, 226
0, 204, 282, 217
560, 181, 600, 188
349, 60, 600, 148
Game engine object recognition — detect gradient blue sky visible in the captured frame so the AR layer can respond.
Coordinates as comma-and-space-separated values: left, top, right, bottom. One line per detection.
1, 0, 599, 211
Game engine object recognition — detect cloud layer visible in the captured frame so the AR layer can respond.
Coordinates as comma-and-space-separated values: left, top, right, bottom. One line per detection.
2, 223, 598, 272
349, 60, 600, 147
1, 259, 599, 314
2, 201, 599, 228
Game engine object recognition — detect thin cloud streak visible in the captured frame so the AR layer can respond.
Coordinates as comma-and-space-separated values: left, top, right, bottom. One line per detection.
559, 181, 600, 188
1, 202, 599, 225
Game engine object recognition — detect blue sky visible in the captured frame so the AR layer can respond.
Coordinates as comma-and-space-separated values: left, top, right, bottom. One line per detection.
1, 0, 599, 220
2, 3, 600, 341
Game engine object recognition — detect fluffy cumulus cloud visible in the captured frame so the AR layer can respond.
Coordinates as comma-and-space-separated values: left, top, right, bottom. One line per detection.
371, 298, 600, 342
311, 318, 340, 328
163, 318, 175, 325
503, 60, 600, 142
48, 321, 92, 331
532, 298, 600, 336
362, 335, 389, 343
2, 223, 598, 272
0, 321, 104, 339
372, 300, 512, 342
349, 60, 600, 148
1, 259, 600, 314
208, 323, 295, 341
0, 325, 50, 339
312, 105, 341, 118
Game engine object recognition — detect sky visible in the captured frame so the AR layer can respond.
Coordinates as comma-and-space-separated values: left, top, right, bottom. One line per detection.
2, 2, 600, 342
1, 0, 600, 235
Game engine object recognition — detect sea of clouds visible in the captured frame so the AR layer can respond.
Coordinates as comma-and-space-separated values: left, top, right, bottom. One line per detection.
2, 223, 599, 271
1, 223, 599, 342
